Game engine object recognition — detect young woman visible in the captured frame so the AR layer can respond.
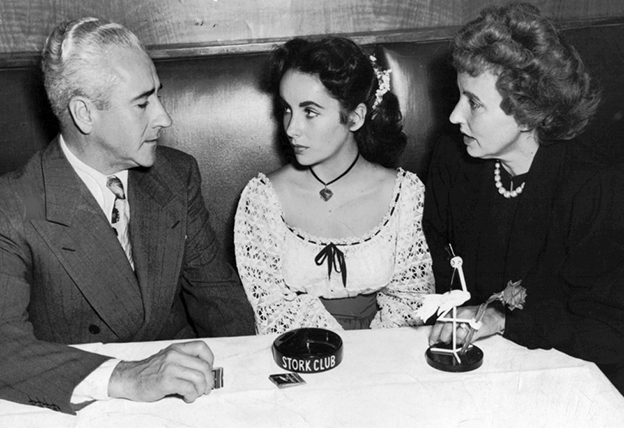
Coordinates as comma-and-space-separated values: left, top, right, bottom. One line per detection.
235, 37, 434, 333
423, 3, 624, 393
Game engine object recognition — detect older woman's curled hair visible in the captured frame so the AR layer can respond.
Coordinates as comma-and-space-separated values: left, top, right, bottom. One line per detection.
451, 2, 601, 142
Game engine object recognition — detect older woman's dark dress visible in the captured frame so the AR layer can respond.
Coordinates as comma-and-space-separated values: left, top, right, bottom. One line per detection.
423, 135, 624, 394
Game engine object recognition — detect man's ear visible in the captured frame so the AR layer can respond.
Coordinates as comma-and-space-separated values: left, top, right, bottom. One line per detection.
68, 96, 95, 135
348, 103, 367, 132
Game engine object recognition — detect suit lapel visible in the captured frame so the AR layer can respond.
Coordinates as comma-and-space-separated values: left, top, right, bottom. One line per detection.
30, 140, 144, 341
128, 158, 186, 341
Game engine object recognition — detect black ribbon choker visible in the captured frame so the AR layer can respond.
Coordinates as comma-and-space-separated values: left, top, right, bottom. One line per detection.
309, 152, 360, 201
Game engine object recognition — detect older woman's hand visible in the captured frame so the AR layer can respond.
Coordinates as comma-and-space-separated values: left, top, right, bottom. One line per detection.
428, 305, 505, 347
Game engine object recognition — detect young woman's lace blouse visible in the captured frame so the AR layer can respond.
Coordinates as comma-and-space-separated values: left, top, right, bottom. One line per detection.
234, 169, 434, 334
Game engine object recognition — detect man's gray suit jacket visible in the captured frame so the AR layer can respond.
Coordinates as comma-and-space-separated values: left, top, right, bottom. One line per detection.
0, 138, 254, 413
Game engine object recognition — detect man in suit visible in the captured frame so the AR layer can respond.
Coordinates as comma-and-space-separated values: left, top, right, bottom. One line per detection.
0, 17, 254, 414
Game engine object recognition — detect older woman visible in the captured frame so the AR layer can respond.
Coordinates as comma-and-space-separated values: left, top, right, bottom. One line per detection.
424, 3, 624, 393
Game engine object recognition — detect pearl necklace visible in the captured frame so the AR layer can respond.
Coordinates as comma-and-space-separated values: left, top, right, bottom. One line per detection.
494, 161, 525, 198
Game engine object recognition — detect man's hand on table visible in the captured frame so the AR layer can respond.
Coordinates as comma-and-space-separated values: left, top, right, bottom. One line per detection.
108, 340, 215, 403
428, 305, 505, 346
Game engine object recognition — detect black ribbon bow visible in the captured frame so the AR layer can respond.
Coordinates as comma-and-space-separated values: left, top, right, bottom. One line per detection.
315, 243, 347, 287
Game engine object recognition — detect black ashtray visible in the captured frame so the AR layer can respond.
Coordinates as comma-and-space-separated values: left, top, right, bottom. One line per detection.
272, 328, 343, 373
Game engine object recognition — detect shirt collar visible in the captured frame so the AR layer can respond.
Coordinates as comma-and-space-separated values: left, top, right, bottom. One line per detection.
59, 135, 129, 190
59, 135, 130, 215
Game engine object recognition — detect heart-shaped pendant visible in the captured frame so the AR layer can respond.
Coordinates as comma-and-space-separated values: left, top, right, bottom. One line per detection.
319, 187, 333, 201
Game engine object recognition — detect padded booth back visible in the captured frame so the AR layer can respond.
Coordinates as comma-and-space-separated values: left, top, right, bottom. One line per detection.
1, 21, 623, 263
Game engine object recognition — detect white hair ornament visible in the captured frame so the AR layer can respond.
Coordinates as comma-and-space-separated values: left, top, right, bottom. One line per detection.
369, 55, 392, 110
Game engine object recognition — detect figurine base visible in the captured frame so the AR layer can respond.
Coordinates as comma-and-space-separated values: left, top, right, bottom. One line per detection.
425, 342, 484, 372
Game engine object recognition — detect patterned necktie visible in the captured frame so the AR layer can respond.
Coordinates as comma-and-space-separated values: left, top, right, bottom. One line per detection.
106, 176, 134, 269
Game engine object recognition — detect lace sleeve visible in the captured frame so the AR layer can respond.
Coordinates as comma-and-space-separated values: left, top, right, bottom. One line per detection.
234, 175, 343, 334
371, 171, 435, 328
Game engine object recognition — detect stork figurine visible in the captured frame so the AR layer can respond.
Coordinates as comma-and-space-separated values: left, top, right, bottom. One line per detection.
417, 245, 484, 372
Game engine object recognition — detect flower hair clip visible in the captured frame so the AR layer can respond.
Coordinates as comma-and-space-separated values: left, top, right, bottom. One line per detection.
369, 55, 392, 110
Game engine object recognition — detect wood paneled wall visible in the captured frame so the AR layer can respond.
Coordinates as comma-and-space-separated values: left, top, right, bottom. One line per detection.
1, 0, 623, 62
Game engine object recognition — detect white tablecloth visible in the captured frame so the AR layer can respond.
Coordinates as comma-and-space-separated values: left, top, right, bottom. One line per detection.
1, 327, 623, 427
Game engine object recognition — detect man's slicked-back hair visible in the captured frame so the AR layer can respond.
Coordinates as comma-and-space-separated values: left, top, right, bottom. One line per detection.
41, 17, 146, 127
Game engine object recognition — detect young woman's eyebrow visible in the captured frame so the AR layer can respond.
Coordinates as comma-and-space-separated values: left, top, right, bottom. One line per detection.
299, 101, 324, 109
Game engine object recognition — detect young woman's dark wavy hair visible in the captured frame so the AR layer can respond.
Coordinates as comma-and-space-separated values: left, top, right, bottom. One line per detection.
269, 36, 407, 167
452, 2, 601, 143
